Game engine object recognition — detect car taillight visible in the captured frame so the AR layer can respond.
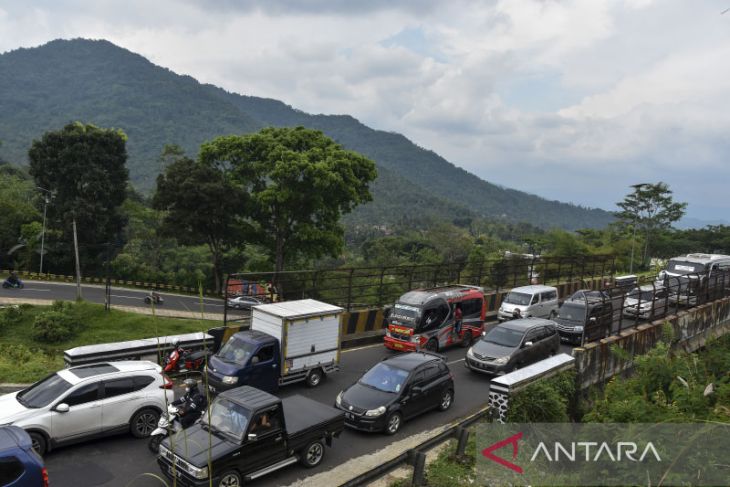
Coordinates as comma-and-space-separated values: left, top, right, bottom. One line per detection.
42, 467, 49, 487
160, 375, 174, 389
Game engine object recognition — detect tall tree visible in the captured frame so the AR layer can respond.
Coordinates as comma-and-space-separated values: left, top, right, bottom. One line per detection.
200, 127, 377, 285
615, 182, 687, 267
28, 122, 129, 273
153, 148, 246, 292
0, 173, 40, 268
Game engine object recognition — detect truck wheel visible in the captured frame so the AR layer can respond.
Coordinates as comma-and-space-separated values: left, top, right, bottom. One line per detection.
306, 368, 323, 388
460, 331, 473, 348
384, 412, 402, 435
217, 470, 242, 487
131, 408, 160, 438
300, 439, 325, 468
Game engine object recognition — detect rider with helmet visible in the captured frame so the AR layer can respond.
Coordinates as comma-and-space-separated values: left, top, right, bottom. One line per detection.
172, 379, 207, 428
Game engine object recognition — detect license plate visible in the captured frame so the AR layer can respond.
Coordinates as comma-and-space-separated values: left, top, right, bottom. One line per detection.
208, 385, 216, 393
168, 466, 182, 479
393, 343, 403, 349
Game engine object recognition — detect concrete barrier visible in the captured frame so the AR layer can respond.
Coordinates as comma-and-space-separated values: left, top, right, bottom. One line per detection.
573, 296, 730, 389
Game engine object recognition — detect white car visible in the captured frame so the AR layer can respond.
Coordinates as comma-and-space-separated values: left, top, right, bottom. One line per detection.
227, 295, 264, 310
0, 361, 172, 455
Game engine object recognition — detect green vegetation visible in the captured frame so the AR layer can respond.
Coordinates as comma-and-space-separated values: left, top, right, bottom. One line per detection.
389, 437, 477, 487
506, 371, 577, 422
0, 302, 215, 383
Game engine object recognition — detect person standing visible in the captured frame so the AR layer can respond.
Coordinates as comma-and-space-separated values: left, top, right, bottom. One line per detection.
453, 303, 463, 337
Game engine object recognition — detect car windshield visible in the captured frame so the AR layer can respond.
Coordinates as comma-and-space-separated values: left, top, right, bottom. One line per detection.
667, 260, 705, 275
481, 326, 524, 348
390, 304, 420, 326
627, 289, 655, 301
503, 292, 531, 306
359, 363, 410, 393
217, 337, 257, 364
558, 303, 586, 323
203, 398, 250, 440
16, 373, 73, 408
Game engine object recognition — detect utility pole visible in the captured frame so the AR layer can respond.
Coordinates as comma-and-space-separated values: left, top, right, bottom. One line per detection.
36, 186, 53, 274
72, 217, 82, 300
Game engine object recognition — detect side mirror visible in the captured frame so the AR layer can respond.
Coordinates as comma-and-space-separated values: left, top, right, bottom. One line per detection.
524, 341, 533, 348
55, 403, 70, 413
247, 433, 258, 442
412, 386, 423, 394
251, 356, 260, 365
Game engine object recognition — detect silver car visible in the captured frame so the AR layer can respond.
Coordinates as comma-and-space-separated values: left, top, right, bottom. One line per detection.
0, 361, 171, 455
623, 285, 668, 320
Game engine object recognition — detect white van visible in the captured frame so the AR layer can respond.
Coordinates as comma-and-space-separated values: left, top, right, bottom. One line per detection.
659, 253, 730, 305
498, 285, 560, 322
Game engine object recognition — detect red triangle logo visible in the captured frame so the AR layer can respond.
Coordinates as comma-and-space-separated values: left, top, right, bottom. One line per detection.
481, 431, 524, 474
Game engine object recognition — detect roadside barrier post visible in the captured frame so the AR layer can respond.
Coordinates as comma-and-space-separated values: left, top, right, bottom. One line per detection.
455, 427, 470, 459
411, 451, 426, 486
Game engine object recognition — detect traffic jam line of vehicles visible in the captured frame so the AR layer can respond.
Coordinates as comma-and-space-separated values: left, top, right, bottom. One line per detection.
2, 255, 717, 486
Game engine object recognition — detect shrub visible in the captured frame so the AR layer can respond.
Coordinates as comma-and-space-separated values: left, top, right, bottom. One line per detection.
0, 305, 23, 330
31, 311, 74, 343
506, 371, 576, 422
0, 344, 64, 383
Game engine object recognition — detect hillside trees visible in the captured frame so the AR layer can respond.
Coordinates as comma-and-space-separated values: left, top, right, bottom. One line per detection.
199, 127, 377, 283
28, 122, 129, 273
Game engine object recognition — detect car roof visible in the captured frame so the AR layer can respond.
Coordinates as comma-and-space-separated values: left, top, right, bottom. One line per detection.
220, 385, 280, 410
508, 285, 557, 294
679, 253, 730, 263
382, 352, 444, 371
0, 426, 32, 452
397, 285, 483, 306
499, 318, 553, 331
232, 329, 277, 343
57, 360, 160, 385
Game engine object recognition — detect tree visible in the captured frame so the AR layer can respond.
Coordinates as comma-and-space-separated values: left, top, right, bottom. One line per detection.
199, 127, 377, 285
28, 122, 129, 273
153, 148, 247, 293
615, 182, 687, 268
0, 173, 40, 268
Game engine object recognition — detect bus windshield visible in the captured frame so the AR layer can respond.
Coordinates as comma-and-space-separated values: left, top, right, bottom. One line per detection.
667, 260, 706, 275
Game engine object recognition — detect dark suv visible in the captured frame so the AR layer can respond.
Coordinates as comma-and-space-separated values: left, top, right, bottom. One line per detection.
335, 352, 454, 435
0, 426, 47, 487
555, 290, 613, 345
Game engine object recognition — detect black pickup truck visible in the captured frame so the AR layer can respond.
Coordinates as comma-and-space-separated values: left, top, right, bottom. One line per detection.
157, 385, 344, 487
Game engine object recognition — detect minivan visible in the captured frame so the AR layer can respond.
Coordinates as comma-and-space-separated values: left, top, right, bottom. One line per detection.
497, 285, 559, 322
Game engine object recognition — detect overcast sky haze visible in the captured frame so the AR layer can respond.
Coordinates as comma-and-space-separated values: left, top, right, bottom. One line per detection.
2, 0, 729, 222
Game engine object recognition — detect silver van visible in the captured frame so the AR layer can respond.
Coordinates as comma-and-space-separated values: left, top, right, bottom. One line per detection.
658, 253, 730, 305
498, 285, 559, 322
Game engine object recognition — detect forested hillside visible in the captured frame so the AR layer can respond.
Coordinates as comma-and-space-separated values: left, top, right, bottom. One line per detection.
0, 38, 614, 230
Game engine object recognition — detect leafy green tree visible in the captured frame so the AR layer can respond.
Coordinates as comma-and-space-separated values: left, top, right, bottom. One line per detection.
0, 173, 40, 267
153, 149, 247, 292
615, 182, 687, 268
200, 127, 377, 282
28, 122, 129, 273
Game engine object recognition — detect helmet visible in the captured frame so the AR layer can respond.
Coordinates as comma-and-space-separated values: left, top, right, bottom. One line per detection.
172, 339, 180, 349
183, 378, 198, 392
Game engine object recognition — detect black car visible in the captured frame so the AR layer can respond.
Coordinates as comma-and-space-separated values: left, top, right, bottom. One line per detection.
465, 318, 560, 375
335, 352, 454, 435
555, 290, 613, 344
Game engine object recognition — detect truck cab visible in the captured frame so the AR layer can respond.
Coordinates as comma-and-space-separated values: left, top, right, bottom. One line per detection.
206, 299, 342, 394
157, 386, 344, 487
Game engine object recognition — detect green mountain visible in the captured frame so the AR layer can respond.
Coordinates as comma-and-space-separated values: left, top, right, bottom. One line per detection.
0, 38, 614, 230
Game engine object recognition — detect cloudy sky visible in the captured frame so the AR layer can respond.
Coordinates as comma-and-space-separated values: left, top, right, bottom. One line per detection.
1, 0, 729, 221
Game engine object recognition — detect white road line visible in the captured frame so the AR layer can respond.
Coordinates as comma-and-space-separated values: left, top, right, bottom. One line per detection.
447, 358, 465, 365
110, 294, 141, 300
342, 343, 382, 354
24, 289, 51, 292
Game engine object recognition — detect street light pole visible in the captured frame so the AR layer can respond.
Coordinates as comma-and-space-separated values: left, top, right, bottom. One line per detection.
628, 183, 650, 274
36, 187, 53, 274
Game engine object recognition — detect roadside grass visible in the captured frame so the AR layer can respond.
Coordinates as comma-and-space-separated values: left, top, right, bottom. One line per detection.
0, 301, 219, 383
389, 433, 477, 487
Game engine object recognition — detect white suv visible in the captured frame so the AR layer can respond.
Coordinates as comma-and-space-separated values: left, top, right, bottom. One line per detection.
0, 361, 172, 455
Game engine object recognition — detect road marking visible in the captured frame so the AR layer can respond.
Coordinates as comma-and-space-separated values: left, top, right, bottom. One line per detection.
342, 343, 382, 354
447, 358, 465, 365
110, 294, 141, 300
24, 288, 51, 292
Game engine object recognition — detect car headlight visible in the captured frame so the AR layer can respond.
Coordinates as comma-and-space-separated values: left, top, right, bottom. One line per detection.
574, 326, 584, 332
336, 392, 343, 407
365, 406, 386, 417
493, 356, 509, 365
192, 465, 209, 480
159, 444, 169, 457
499, 306, 504, 312
221, 375, 238, 385
466, 347, 475, 358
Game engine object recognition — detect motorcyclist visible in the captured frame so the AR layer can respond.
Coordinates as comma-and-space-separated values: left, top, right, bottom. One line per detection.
172, 379, 207, 428
7, 271, 19, 285
149, 289, 161, 302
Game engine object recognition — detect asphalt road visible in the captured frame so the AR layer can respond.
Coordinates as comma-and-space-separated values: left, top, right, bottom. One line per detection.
42, 340, 544, 487
0, 280, 230, 315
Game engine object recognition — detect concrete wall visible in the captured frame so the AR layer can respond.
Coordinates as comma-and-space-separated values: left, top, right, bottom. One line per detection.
573, 296, 730, 390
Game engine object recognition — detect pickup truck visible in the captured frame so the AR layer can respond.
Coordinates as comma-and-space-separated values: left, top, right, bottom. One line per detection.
206, 299, 343, 393
157, 385, 345, 487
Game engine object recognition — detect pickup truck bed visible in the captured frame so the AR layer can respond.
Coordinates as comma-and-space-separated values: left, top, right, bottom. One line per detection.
284, 395, 344, 443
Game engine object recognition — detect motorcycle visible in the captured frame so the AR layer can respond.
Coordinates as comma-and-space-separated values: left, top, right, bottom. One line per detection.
163, 346, 212, 374
144, 292, 164, 305
148, 405, 181, 453
2, 278, 24, 289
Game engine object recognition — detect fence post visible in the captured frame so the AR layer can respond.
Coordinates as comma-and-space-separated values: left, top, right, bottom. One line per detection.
377, 267, 386, 307
556, 258, 562, 286
455, 427, 470, 458
346, 268, 355, 312
411, 451, 427, 486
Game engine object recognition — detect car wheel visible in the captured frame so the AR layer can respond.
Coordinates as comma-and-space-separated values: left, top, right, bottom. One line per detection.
460, 331, 473, 348
218, 470, 243, 487
131, 408, 160, 438
438, 389, 454, 411
29, 432, 47, 456
306, 368, 323, 388
425, 338, 438, 353
384, 412, 402, 435
300, 439, 325, 468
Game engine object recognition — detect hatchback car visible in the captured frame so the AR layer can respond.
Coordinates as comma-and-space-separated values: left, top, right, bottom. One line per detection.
227, 295, 264, 310
0, 425, 47, 486
465, 318, 560, 375
335, 352, 454, 435
0, 361, 171, 455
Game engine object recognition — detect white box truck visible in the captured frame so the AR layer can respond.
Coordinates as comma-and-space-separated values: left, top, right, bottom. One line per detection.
206, 299, 343, 393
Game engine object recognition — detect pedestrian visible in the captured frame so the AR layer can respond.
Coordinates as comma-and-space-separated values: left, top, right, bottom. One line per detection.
453, 303, 463, 337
